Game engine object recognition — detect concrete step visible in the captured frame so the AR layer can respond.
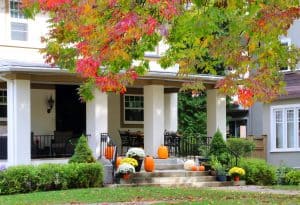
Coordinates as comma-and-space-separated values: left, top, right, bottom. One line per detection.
129, 176, 216, 184
141, 158, 184, 170
134, 170, 210, 178
116, 180, 246, 188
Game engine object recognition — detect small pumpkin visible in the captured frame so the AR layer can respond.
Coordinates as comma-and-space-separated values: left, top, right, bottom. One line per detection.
144, 155, 155, 172
105, 146, 114, 160
191, 165, 198, 171
157, 145, 168, 159
199, 165, 205, 171
116, 156, 123, 169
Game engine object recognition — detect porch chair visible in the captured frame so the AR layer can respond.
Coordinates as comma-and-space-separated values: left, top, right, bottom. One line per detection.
51, 131, 73, 157
119, 130, 130, 155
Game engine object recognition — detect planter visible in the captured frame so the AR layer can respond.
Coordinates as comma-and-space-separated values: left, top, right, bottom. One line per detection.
233, 175, 240, 182
217, 174, 227, 182
122, 173, 131, 180
132, 157, 143, 172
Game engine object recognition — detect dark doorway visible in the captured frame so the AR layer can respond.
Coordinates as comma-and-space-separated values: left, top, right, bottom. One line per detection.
55, 85, 86, 135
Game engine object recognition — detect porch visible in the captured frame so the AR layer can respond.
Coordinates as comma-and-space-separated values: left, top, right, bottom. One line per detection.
0, 60, 226, 166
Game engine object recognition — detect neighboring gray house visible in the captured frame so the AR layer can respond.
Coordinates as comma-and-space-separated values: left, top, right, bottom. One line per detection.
247, 20, 300, 168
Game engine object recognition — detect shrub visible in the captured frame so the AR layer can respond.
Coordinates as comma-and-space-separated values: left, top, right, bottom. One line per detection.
209, 130, 229, 165
276, 164, 294, 185
238, 158, 276, 185
226, 138, 255, 157
69, 135, 96, 163
0, 165, 38, 194
0, 163, 103, 195
286, 170, 300, 185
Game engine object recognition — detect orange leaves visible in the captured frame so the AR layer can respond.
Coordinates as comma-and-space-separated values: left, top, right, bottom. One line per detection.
237, 88, 254, 108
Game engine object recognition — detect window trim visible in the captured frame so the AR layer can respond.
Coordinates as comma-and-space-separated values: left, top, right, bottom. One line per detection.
9, 0, 28, 41
270, 104, 300, 152
123, 94, 144, 124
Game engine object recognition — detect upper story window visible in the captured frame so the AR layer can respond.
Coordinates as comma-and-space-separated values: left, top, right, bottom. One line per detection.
124, 95, 144, 124
271, 105, 300, 152
9, 0, 28, 41
10, 0, 25, 19
0, 90, 7, 120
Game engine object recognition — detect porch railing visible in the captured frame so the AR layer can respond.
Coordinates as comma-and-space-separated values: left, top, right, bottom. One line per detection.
0, 135, 7, 160
164, 132, 212, 161
31, 134, 82, 159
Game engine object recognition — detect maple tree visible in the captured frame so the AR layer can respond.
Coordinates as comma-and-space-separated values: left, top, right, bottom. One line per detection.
22, 0, 300, 107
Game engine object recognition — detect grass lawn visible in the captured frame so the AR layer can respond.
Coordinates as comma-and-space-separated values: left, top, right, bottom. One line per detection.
0, 186, 300, 205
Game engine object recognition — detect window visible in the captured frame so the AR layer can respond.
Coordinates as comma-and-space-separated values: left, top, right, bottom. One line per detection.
0, 90, 7, 120
124, 95, 144, 124
10, 0, 28, 41
271, 105, 300, 152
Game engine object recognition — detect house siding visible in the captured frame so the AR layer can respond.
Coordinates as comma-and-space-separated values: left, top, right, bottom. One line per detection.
263, 98, 300, 168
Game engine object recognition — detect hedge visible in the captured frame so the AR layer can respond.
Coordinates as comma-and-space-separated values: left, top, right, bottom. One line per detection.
239, 158, 276, 185
0, 163, 103, 195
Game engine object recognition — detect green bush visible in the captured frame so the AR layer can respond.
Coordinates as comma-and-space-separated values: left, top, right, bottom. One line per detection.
226, 138, 255, 157
286, 170, 300, 185
239, 158, 276, 185
209, 130, 229, 165
276, 164, 294, 185
69, 135, 96, 163
0, 163, 103, 195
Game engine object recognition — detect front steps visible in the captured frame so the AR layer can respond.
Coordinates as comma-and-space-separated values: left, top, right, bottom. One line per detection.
116, 158, 245, 187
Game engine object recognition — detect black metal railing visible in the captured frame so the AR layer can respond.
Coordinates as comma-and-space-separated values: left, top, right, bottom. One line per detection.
0, 135, 7, 160
31, 134, 82, 159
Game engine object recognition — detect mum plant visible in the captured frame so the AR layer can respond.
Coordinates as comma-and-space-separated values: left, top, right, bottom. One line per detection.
120, 157, 138, 167
116, 163, 135, 175
126, 148, 145, 158
229, 167, 246, 177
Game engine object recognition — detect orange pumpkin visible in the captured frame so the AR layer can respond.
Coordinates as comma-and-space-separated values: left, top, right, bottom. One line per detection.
105, 146, 114, 160
199, 165, 205, 171
191, 165, 198, 171
116, 156, 123, 169
144, 156, 155, 172
157, 145, 168, 159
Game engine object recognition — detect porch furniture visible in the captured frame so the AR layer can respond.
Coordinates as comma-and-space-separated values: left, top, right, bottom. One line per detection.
51, 131, 73, 157
129, 131, 144, 147
119, 130, 130, 155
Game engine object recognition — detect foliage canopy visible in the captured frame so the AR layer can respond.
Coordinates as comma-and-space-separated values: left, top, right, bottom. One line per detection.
23, 0, 300, 106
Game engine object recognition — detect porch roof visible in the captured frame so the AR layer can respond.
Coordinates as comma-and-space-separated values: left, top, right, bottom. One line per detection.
0, 59, 223, 87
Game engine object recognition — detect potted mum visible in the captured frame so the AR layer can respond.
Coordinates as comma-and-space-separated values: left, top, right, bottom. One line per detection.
126, 148, 145, 172
228, 167, 245, 182
116, 163, 136, 179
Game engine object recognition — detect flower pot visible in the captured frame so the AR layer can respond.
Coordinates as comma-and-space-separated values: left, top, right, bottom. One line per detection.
123, 173, 131, 180
132, 157, 143, 172
217, 174, 227, 182
233, 175, 240, 182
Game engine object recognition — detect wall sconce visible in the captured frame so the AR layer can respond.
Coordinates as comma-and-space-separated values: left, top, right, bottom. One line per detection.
47, 96, 55, 113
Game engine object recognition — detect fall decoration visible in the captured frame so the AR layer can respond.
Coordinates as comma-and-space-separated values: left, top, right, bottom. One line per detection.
184, 160, 195, 171
105, 146, 114, 160
144, 156, 155, 172
191, 165, 198, 171
199, 165, 205, 172
157, 145, 168, 159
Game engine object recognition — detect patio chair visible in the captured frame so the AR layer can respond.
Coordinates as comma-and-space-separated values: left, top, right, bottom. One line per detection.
119, 130, 130, 155
51, 131, 73, 156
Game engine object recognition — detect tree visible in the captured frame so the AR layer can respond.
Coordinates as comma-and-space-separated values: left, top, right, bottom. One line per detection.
69, 135, 96, 163
22, 0, 300, 106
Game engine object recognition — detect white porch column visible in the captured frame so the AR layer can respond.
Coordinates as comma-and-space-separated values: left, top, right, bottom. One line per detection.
86, 89, 108, 158
207, 89, 226, 139
144, 85, 164, 157
164, 93, 178, 132
7, 79, 31, 165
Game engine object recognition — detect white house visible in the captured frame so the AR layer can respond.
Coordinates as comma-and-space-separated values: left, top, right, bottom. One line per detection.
0, 0, 226, 167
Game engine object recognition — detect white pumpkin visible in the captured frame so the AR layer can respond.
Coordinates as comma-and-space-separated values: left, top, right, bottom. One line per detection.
184, 160, 195, 171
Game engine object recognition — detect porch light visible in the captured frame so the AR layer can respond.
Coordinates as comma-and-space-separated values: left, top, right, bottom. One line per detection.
47, 96, 54, 113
